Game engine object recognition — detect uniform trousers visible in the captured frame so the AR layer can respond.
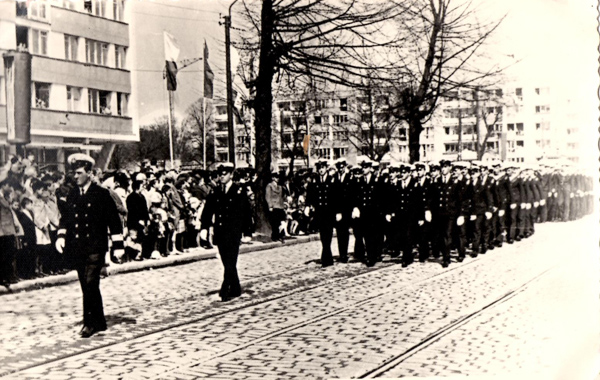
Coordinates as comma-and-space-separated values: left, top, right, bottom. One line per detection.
216, 235, 242, 298
470, 215, 487, 253
335, 215, 350, 261
353, 213, 382, 265
538, 202, 548, 223
391, 214, 413, 263
315, 210, 335, 267
417, 221, 432, 261
547, 196, 558, 221
433, 214, 464, 263
76, 262, 106, 329
492, 212, 505, 245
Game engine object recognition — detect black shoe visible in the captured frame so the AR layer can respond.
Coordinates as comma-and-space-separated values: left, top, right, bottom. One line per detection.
457, 256, 465, 262
471, 252, 479, 258
442, 261, 449, 268
488, 245, 495, 251
507, 239, 514, 244
338, 256, 349, 263
80, 325, 100, 338
322, 261, 334, 268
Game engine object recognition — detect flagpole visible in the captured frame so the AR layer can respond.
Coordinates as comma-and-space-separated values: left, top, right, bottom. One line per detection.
202, 97, 207, 170
167, 89, 174, 169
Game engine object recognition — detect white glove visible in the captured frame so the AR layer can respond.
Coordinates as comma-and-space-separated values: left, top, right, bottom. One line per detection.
55, 237, 65, 254
485, 212, 492, 220
510, 204, 516, 210
520, 203, 526, 209
499, 210, 505, 217
335, 213, 342, 222
114, 249, 125, 261
553, 193, 557, 198
418, 220, 424, 226
304, 207, 311, 216
552, 188, 555, 192
385, 214, 392, 222
533, 202, 539, 207
548, 192, 552, 197
570, 193, 574, 198
492, 207, 498, 212
352, 207, 360, 219
200, 229, 208, 241
526, 204, 531, 210
457, 216, 465, 226
425, 210, 432, 222
241, 236, 252, 243
470, 215, 477, 221
540, 199, 546, 206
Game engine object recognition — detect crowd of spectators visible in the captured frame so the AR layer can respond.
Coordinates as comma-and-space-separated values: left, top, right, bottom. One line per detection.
0, 156, 321, 287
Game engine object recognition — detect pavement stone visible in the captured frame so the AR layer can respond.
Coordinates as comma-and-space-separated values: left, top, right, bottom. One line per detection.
1, 217, 597, 379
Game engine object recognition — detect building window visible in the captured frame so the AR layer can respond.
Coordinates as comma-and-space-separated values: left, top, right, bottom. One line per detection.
340, 98, 347, 111
16, 26, 28, 51
31, 29, 48, 56
507, 123, 515, 131
100, 91, 111, 114
332, 115, 348, 124
86, 39, 108, 66
88, 89, 99, 113
117, 93, 128, 116
515, 88, 522, 96
115, 45, 127, 69
64, 35, 78, 61
278, 102, 290, 111
16, 2, 28, 17
29, 1, 47, 19
84, 0, 92, 13
313, 115, 322, 124
113, 0, 124, 21
63, 0, 77, 10
315, 148, 331, 159
516, 123, 524, 135
516, 141, 524, 147
94, 0, 107, 17
333, 148, 347, 159
67, 86, 82, 112
34, 83, 51, 109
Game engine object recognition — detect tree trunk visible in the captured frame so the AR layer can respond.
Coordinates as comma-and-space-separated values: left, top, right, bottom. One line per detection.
408, 118, 423, 163
253, 0, 275, 235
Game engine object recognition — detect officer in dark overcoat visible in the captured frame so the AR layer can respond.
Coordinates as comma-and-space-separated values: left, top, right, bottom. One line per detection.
55, 154, 124, 338
467, 164, 493, 256
200, 163, 252, 301
386, 163, 417, 267
351, 157, 383, 267
334, 158, 352, 263
306, 159, 340, 267
430, 160, 469, 267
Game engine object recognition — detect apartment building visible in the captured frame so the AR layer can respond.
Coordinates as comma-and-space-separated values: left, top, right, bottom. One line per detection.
214, 82, 586, 168
0, 0, 135, 169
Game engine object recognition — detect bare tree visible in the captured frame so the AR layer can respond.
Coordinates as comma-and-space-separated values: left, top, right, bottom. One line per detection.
236, 0, 405, 232
387, 0, 505, 162
182, 100, 216, 167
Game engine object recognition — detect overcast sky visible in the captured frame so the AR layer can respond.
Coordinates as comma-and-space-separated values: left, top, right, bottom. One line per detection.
131, 0, 598, 127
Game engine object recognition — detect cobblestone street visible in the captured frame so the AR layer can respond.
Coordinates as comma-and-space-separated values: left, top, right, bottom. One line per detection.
1, 216, 598, 379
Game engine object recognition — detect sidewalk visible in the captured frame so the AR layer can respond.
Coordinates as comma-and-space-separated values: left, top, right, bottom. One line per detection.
0, 234, 320, 296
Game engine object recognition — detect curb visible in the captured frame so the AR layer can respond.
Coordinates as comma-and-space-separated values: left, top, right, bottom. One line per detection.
0, 234, 321, 296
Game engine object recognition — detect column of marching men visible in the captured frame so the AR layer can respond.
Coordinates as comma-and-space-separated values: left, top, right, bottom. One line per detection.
306, 156, 595, 269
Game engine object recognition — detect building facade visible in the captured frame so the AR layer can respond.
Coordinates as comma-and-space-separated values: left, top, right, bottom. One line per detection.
0, 0, 136, 169
213, 82, 588, 169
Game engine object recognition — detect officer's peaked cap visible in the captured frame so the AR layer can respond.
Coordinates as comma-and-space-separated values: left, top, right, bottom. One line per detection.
68, 153, 95, 170
217, 162, 235, 173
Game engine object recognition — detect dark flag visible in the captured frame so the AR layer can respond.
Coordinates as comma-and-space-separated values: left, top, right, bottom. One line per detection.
203, 40, 214, 99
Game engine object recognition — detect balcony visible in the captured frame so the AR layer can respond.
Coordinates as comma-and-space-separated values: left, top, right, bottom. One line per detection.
32, 56, 130, 93
0, 106, 134, 141
51, 6, 129, 46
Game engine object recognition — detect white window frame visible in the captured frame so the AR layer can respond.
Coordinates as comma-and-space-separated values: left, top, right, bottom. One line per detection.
34, 82, 51, 109
31, 29, 48, 56
67, 86, 82, 112
29, 1, 47, 19
64, 34, 78, 61
113, 0, 125, 21
88, 89, 99, 113
115, 45, 127, 69
117, 93, 128, 116
86, 39, 108, 66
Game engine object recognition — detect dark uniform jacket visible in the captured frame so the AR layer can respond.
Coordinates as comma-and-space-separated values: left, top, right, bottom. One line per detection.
58, 183, 123, 265
508, 177, 522, 206
430, 175, 469, 217
388, 178, 417, 218
470, 177, 493, 215
351, 174, 381, 218
306, 174, 339, 215
336, 171, 353, 217
412, 176, 432, 221
495, 175, 511, 211
200, 182, 252, 245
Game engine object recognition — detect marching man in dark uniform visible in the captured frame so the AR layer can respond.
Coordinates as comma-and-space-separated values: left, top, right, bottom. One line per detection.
306, 159, 340, 267
200, 163, 252, 301
334, 158, 352, 263
55, 154, 125, 338
386, 163, 417, 267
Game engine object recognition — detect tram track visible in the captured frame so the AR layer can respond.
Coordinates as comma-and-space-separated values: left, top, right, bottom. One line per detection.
2, 252, 485, 378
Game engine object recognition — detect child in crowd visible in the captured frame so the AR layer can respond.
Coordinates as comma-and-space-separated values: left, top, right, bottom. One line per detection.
124, 228, 143, 262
